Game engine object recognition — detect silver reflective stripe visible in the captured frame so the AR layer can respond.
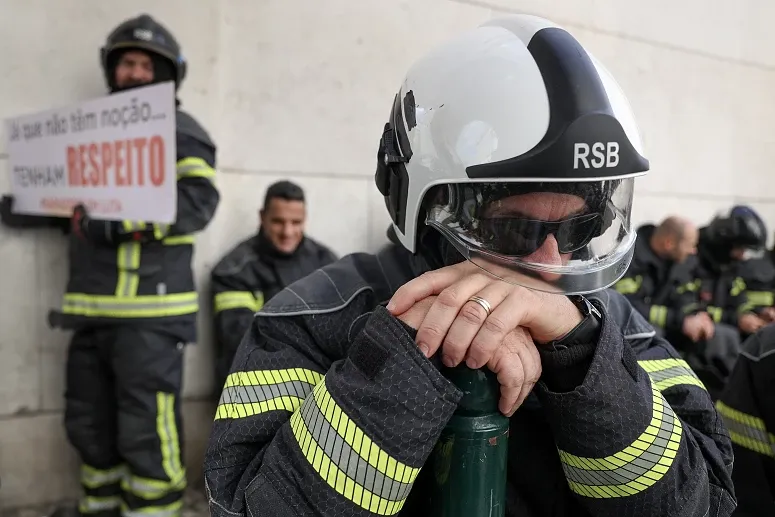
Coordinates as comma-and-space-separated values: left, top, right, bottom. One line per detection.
122, 501, 182, 517
219, 381, 314, 405
81, 464, 126, 488
123, 475, 185, 499
721, 417, 775, 455
298, 386, 414, 502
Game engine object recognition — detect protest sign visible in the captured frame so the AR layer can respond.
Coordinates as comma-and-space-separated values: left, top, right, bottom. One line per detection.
5, 81, 177, 223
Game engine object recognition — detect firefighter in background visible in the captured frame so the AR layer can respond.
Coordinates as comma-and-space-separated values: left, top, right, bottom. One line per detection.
0, 14, 218, 517
716, 325, 775, 516
203, 15, 735, 517
614, 215, 742, 399
210, 180, 337, 391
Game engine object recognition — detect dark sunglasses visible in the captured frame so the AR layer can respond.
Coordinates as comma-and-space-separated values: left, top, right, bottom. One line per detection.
477, 212, 602, 257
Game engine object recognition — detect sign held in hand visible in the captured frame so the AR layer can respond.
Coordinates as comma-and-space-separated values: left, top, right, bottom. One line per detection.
5, 81, 177, 223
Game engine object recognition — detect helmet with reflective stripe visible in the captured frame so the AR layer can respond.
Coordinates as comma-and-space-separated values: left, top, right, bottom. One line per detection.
100, 14, 186, 90
374, 14, 649, 294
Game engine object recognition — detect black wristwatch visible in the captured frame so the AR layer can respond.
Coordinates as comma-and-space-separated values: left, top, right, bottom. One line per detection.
548, 295, 602, 349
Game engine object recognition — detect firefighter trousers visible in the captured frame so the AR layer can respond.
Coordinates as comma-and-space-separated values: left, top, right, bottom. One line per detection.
64, 326, 186, 517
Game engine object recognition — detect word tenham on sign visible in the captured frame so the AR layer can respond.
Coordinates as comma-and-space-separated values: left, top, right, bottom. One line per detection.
67, 135, 166, 188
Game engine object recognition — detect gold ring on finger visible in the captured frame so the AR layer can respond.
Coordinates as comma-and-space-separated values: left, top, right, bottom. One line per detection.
467, 295, 492, 317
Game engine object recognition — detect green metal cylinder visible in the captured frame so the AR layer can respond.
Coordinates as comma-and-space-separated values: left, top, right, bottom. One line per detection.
430, 366, 509, 517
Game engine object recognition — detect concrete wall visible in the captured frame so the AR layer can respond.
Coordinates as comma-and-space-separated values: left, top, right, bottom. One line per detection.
1, 0, 773, 509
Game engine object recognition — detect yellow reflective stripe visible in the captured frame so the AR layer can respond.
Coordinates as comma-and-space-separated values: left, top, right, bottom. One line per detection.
177, 157, 215, 180
681, 303, 701, 315
153, 223, 170, 240
121, 500, 183, 517
62, 292, 199, 318
614, 275, 642, 295
290, 378, 419, 515
214, 291, 264, 313
116, 241, 142, 297
676, 279, 701, 294
648, 305, 668, 328
638, 358, 706, 391
162, 235, 195, 245
716, 401, 775, 458
707, 306, 723, 323
730, 277, 747, 297
215, 368, 323, 420
155, 392, 186, 491
738, 291, 775, 314
558, 385, 682, 498
81, 463, 126, 489
122, 220, 147, 232
80, 496, 121, 514
122, 473, 186, 500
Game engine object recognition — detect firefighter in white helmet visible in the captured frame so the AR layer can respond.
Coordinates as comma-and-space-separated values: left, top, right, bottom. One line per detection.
203, 14, 735, 517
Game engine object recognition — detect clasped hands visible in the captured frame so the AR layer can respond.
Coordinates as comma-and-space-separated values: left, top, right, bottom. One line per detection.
387, 260, 584, 416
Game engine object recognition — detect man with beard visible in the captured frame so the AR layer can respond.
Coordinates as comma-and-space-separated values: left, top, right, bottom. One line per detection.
210, 180, 337, 391
0, 14, 219, 517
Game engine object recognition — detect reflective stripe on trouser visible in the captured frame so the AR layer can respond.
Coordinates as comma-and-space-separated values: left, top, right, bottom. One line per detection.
79, 464, 125, 515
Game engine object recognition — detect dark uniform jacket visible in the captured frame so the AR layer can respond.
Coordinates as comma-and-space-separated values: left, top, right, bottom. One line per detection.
716, 325, 775, 516
53, 109, 219, 343
614, 224, 701, 334
210, 232, 337, 388
204, 244, 736, 517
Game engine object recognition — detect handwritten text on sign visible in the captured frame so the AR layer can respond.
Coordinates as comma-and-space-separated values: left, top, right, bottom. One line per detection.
6, 81, 177, 223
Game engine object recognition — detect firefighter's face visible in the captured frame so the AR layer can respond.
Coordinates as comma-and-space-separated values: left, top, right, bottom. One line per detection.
261, 199, 306, 254
673, 224, 699, 263
480, 192, 587, 281
114, 50, 154, 89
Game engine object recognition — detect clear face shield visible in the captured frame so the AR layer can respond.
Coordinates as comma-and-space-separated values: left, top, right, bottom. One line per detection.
424, 178, 636, 295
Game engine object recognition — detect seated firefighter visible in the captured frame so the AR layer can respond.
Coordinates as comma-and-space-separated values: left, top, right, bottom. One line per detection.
203, 14, 735, 517
210, 180, 337, 390
613, 216, 740, 397
716, 325, 775, 517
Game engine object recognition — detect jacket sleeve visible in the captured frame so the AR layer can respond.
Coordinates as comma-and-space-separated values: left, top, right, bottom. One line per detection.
204, 301, 461, 517
716, 326, 775, 510
534, 298, 736, 517
613, 267, 697, 334
210, 267, 264, 389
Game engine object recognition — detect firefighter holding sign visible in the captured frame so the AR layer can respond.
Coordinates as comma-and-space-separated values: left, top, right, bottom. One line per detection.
0, 14, 219, 517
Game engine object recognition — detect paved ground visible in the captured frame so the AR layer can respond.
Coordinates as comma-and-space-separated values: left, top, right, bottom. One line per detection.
5, 490, 210, 517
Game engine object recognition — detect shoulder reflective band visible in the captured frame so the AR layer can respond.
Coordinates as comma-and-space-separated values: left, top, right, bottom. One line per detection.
290, 378, 420, 516
614, 275, 642, 295
215, 368, 323, 420
177, 157, 215, 181
62, 292, 199, 318
213, 291, 264, 314
738, 291, 775, 315
715, 400, 775, 458
638, 358, 706, 392
648, 305, 668, 328
557, 385, 682, 499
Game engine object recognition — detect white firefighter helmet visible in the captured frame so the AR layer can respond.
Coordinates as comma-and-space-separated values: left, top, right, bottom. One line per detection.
374, 14, 649, 295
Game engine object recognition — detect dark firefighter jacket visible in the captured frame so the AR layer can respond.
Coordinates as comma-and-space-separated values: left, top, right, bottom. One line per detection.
693, 226, 774, 329
53, 109, 219, 343
210, 232, 337, 387
204, 244, 736, 517
614, 224, 701, 333
716, 325, 775, 516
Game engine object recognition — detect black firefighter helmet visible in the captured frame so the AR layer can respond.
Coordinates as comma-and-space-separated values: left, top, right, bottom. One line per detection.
100, 14, 186, 92
706, 205, 767, 251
